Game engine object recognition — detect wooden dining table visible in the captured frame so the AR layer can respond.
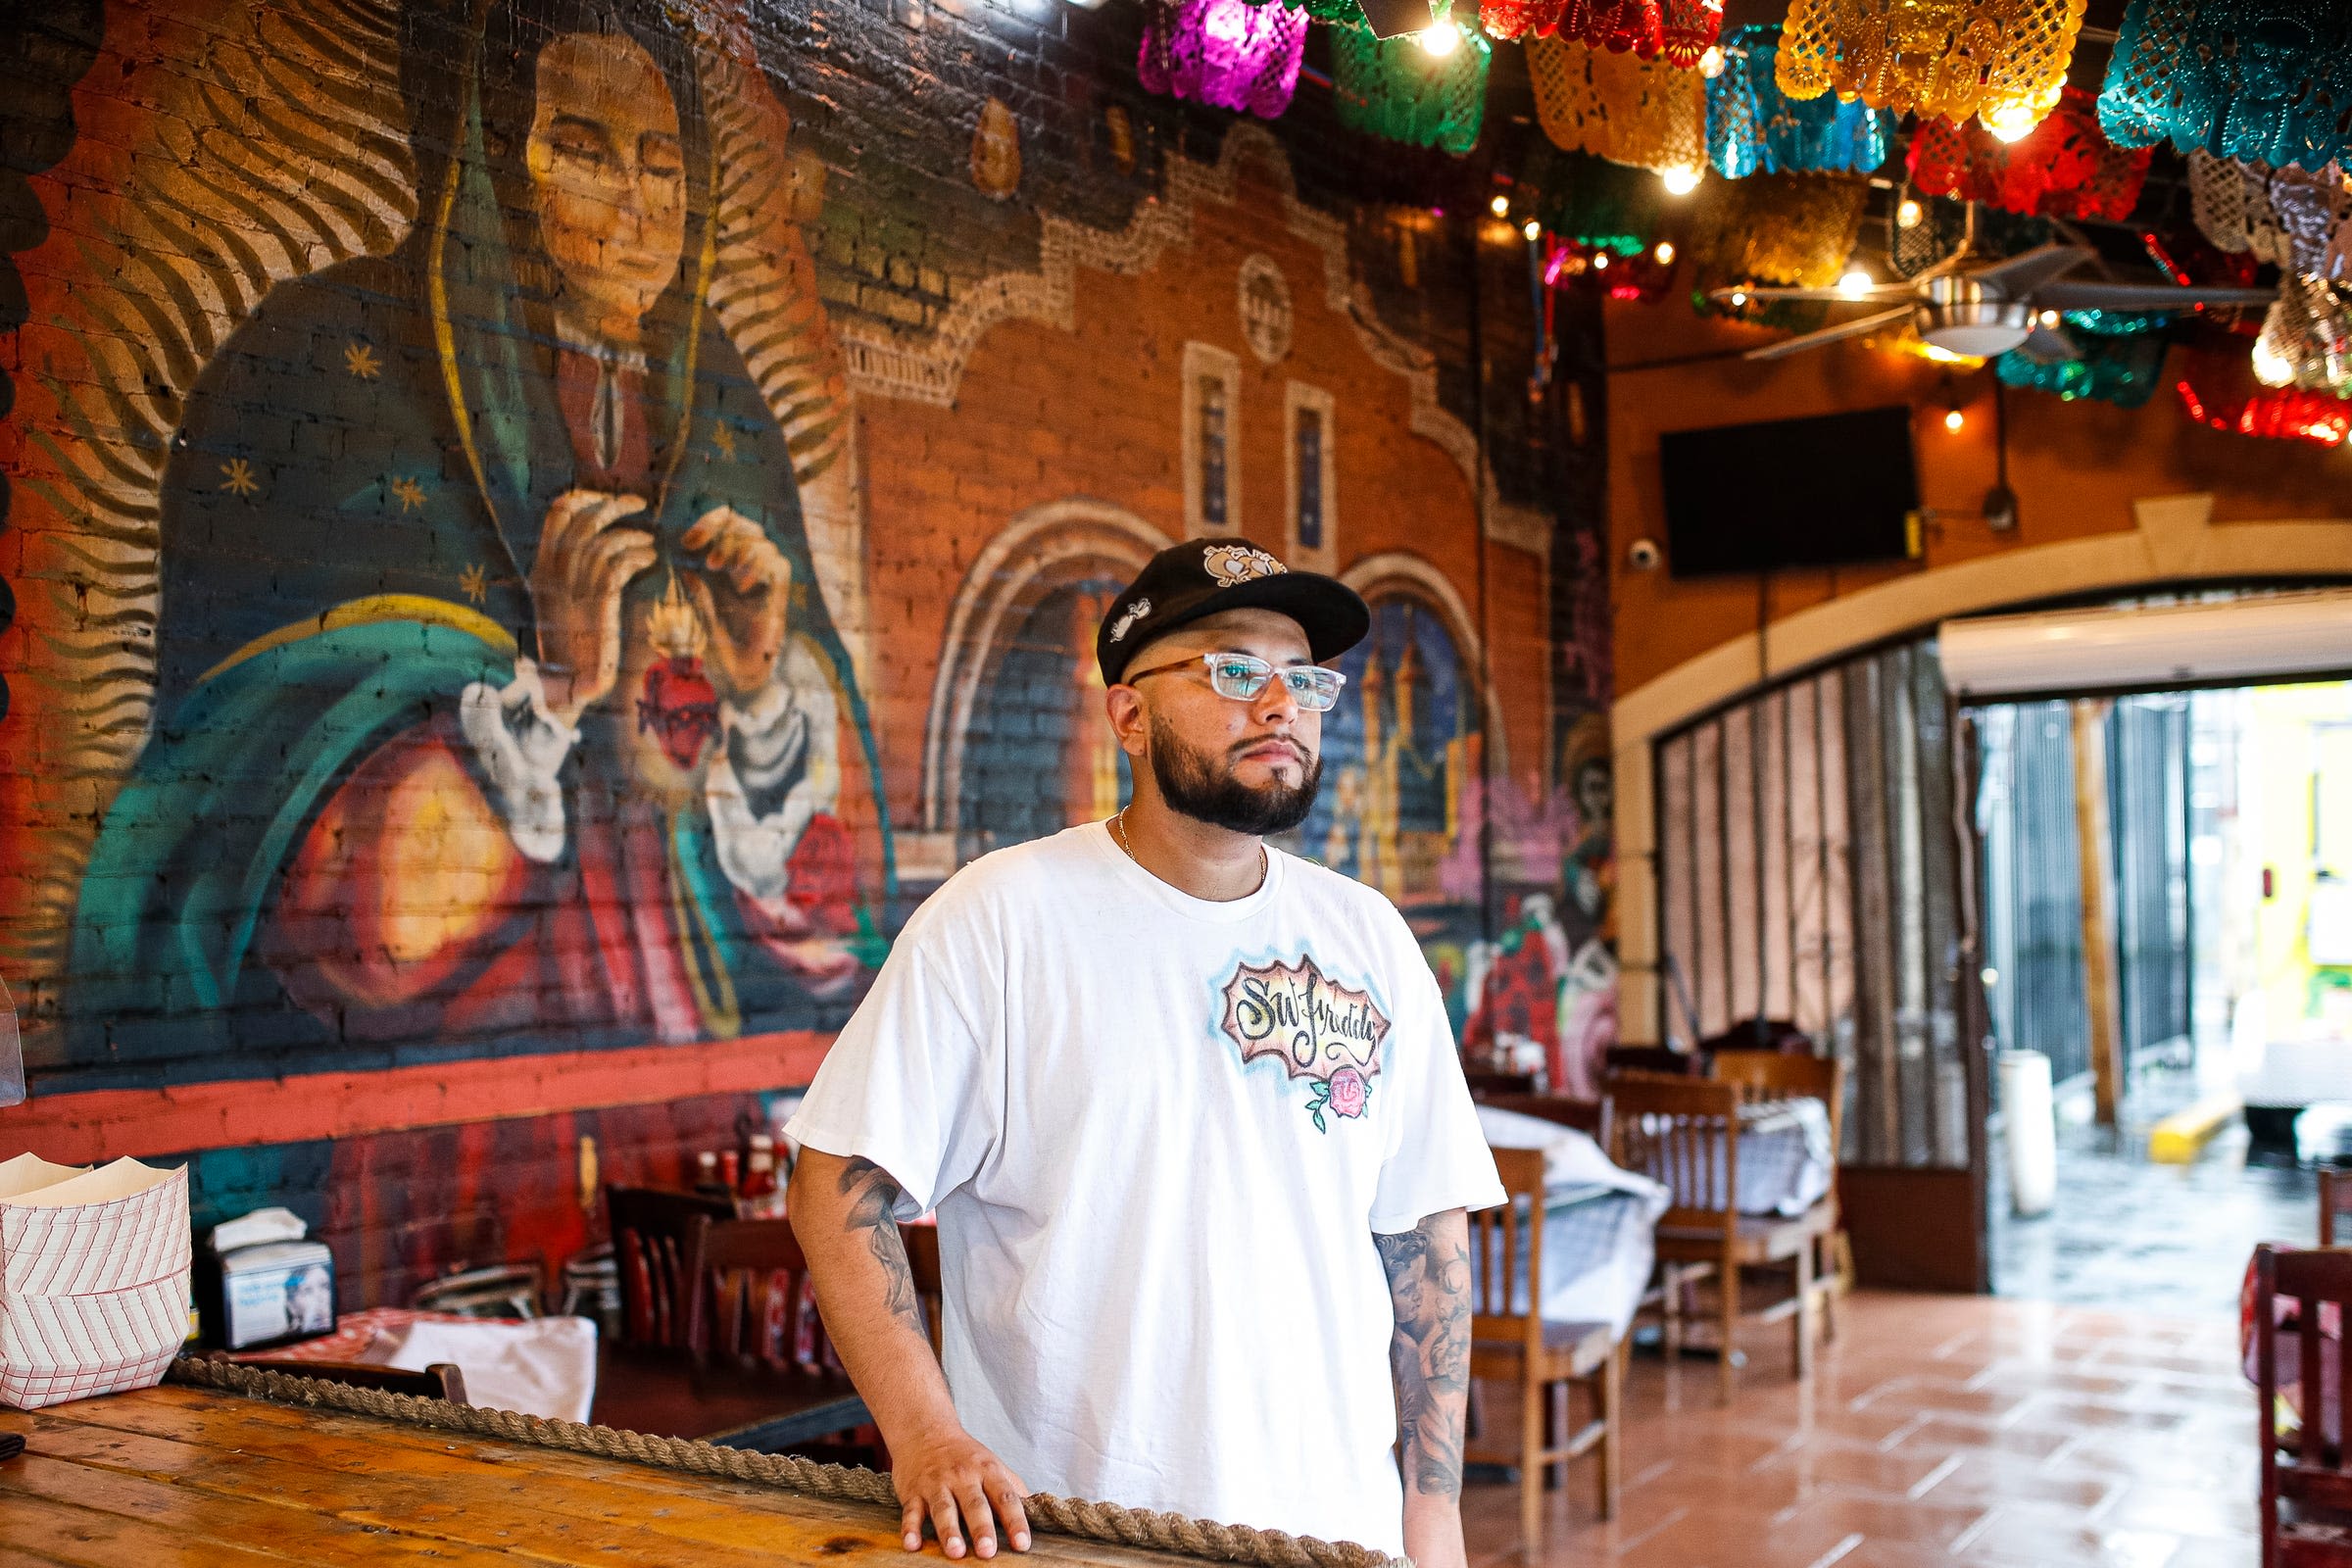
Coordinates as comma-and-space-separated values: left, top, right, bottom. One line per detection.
0, 1383, 1211, 1568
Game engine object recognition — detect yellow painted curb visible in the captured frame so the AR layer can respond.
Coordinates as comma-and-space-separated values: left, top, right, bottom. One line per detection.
2150, 1094, 2243, 1164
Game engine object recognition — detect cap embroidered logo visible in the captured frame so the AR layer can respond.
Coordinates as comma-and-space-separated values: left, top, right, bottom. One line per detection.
1202, 545, 1288, 587
1109, 598, 1152, 643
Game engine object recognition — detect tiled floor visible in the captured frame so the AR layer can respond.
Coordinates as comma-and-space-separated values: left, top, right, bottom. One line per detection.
1459, 1291, 2255, 1568
1989, 1062, 2313, 1315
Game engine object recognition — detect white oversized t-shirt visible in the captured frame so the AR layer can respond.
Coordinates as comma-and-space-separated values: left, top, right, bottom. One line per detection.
786, 822, 1504, 1554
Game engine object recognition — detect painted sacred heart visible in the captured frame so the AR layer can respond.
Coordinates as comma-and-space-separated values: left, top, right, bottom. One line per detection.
1217, 955, 1393, 1132
639, 656, 722, 768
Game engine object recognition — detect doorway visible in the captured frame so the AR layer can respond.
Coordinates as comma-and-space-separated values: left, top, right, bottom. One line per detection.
1970, 681, 2352, 1315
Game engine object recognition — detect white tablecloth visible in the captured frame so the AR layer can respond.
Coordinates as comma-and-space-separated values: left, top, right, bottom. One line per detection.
360, 1314, 598, 1422
1730, 1099, 1835, 1217
1477, 1106, 1670, 1336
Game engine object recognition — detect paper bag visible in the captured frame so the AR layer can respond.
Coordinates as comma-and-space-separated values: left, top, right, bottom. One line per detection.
0, 1157, 191, 1409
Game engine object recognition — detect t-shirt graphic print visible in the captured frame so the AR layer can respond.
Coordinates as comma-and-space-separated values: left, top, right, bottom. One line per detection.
787, 821, 1505, 1555
1217, 953, 1392, 1132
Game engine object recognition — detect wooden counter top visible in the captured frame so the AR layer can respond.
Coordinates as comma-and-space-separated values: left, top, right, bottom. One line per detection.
0, 1386, 1198, 1568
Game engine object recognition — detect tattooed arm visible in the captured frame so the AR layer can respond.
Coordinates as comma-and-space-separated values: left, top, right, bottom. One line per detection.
790, 1150, 1031, 1560
1375, 1209, 1472, 1568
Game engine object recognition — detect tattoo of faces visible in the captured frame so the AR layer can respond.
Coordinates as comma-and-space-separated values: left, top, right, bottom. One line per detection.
1376, 1216, 1471, 1498
837, 1157, 927, 1338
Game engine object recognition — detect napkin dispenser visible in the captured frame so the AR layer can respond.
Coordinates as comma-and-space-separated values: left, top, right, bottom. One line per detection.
198, 1208, 337, 1351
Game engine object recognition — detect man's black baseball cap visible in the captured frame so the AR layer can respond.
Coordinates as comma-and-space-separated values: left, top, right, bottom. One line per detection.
1096, 538, 1371, 687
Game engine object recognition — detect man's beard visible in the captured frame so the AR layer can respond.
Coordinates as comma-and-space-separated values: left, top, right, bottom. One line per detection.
1147, 711, 1325, 836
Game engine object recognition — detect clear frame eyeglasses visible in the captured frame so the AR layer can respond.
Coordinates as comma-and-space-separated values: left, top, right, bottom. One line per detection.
1125, 651, 1348, 712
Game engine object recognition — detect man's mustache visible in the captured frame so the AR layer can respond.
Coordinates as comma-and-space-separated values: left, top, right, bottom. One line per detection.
1229, 735, 1313, 766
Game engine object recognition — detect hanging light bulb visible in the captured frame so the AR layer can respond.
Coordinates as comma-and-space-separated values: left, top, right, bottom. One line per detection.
1944, 405, 1966, 432
1418, 22, 1460, 57
1896, 198, 1924, 229
1838, 268, 1874, 298
2251, 337, 2296, 388
1490, 194, 1510, 218
1980, 103, 2039, 143
1522, 218, 1541, 241
1660, 166, 1702, 196
1697, 45, 1726, 78
1653, 239, 1676, 266
1592, 251, 1610, 270
1729, 288, 1747, 306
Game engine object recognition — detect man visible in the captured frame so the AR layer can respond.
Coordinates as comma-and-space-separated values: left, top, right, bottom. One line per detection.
787, 538, 1503, 1566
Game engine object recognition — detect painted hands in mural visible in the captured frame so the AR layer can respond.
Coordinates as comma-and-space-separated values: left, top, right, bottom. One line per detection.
533, 490, 660, 725
681, 505, 793, 701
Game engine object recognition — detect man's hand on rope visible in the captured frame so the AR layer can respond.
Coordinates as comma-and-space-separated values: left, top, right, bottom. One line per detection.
891, 1423, 1033, 1559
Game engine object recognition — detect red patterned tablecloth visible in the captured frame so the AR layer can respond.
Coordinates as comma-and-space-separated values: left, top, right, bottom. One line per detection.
236, 1306, 506, 1363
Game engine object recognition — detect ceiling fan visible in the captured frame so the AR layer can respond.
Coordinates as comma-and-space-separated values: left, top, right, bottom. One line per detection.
1710, 206, 2278, 363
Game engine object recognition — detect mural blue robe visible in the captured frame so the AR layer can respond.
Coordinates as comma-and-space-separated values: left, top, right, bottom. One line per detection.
67, 22, 888, 1085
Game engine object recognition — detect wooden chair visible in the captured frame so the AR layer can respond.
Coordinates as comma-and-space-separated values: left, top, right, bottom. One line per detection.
207, 1350, 466, 1404
2256, 1245, 2352, 1567
607, 1185, 733, 1350
2322, 1169, 2352, 1246
1477, 1093, 1609, 1149
673, 1215, 870, 1451
902, 1222, 945, 1360
1466, 1146, 1621, 1554
1606, 1070, 1826, 1405
1710, 1049, 1849, 1333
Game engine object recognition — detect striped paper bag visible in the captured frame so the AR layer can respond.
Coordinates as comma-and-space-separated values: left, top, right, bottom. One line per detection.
0, 1157, 191, 1409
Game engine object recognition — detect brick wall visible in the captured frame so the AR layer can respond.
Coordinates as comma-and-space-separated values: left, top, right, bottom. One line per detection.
0, 0, 1611, 1306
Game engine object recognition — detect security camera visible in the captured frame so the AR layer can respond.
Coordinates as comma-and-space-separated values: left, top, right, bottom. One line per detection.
1627, 538, 1662, 571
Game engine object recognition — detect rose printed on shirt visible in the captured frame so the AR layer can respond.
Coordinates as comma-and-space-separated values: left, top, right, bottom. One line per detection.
1217, 954, 1392, 1133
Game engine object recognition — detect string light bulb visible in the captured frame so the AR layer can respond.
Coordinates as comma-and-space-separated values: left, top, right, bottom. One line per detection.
1838, 268, 1874, 298
1522, 218, 1541, 241
1653, 239, 1676, 265
1980, 103, 2039, 143
1592, 251, 1610, 270
1660, 166, 1702, 196
2037, 309, 2060, 328
1729, 288, 1747, 306
1896, 197, 1923, 229
1697, 44, 1726, 78
1418, 22, 1459, 57
1944, 405, 1966, 432
1490, 194, 1509, 218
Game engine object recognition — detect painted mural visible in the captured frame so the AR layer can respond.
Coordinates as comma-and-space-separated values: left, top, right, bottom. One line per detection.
15, 0, 886, 1082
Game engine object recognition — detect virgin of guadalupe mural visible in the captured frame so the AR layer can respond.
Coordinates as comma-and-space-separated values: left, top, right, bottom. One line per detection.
66, 0, 887, 1068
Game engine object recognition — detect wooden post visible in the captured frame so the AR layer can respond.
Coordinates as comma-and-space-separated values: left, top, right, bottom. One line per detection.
2072, 698, 2125, 1127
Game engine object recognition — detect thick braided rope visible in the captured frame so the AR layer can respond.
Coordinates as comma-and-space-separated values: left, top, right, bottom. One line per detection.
164, 1356, 1407, 1568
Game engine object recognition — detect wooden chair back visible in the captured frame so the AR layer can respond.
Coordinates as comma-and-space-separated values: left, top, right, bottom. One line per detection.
1711, 1049, 1845, 1160
2323, 1168, 2352, 1247
683, 1215, 831, 1368
607, 1185, 733, 1349
902, 1222, 945, 1360
2256, 1244, 2352, 1567
1478, 1093, 1610, 1149
1605, 1071, 1740, 1237
1468, 1146, 1547, 1354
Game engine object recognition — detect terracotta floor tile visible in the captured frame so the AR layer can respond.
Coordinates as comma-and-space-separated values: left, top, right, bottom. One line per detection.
2090, 1483, 2261, 1542
1954, 1504, 2187, 1567
1912, 1452, 2123, 1512
1458, 1292, 2253, 1568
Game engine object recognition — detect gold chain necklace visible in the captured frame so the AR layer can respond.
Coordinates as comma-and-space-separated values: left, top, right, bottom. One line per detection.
1112, 808, 1268, 894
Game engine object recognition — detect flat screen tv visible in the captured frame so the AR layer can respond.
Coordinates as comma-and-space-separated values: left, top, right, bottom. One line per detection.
1658, 405, 1922, 577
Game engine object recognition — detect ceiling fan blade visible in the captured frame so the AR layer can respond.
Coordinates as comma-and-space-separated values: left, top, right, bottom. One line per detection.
1970, 244, 2097, 299
2031, 280, 2281, 311
1709, 284, 1916, 305
2016, 326, 2082, 364
1742, 306, 1916, 362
